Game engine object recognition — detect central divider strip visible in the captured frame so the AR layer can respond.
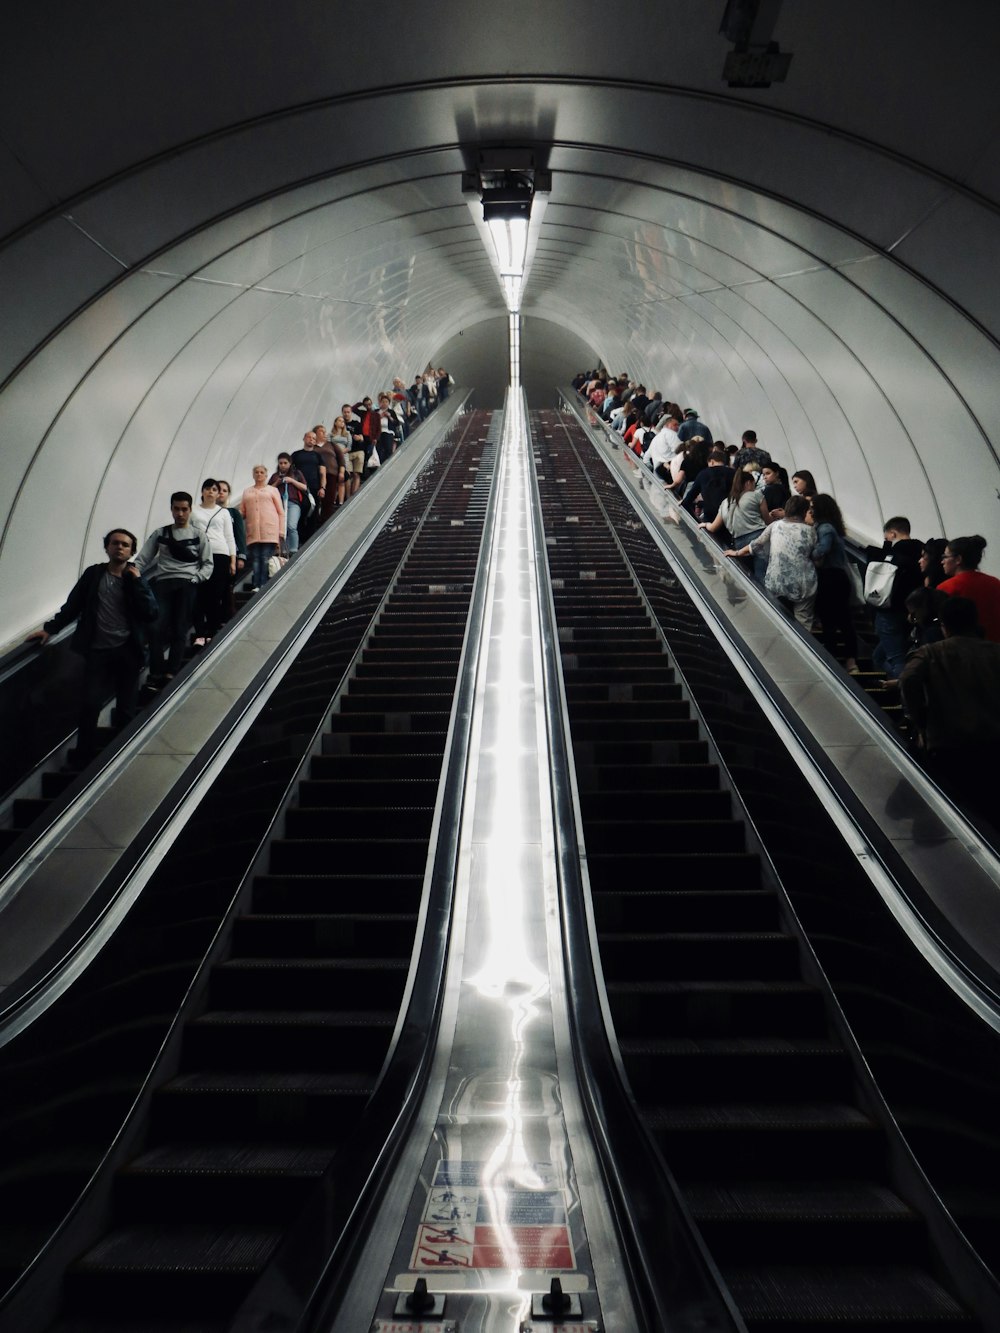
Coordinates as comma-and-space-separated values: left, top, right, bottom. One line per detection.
328, 394, 636, 1333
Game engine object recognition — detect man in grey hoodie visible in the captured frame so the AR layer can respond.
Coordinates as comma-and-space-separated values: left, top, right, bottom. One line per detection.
134, 492, 212, 683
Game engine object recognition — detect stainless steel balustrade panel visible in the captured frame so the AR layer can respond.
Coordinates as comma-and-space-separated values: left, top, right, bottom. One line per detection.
333, 396, 633, 1332
0, 395, 469, 1004
561, 390, 1000, 1009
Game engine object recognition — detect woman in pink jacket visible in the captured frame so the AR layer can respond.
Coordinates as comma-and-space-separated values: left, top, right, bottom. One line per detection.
240, 465, 286, 589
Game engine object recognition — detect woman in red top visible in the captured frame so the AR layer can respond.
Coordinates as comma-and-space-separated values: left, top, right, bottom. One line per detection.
938, 535, 1000, 642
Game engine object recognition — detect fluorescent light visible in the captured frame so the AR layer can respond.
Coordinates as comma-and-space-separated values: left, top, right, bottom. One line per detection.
488, 216, 528, 276
502, 274, 522, 312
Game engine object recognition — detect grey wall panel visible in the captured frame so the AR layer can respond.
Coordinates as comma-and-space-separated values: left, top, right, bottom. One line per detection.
0, 217, 126, 385
0, 271, 181, 546
891, 192, 1000, 338
2, 280, 245, 637
0, 141, 52, 239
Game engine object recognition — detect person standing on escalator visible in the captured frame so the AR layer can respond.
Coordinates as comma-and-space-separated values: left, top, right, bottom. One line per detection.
25, 529, 159, 765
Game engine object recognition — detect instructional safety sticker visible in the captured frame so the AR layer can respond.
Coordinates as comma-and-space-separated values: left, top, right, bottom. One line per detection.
410, 1161, 576, 1271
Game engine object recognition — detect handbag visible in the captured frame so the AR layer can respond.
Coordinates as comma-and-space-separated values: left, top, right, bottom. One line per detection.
368, 445, 381, 470
267, 553, 288, 577
864, 560, 897, 608
846, 562, 865, 608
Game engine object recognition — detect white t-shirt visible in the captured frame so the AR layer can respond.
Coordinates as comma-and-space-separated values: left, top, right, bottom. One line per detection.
647, 428, 682, 470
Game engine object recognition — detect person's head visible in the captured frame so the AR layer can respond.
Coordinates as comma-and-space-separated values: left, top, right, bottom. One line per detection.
683, 407, 698, 421
252, 464, 268, 484
707, 447, 727, 466
104, 528, 138, 560
810, 493, 845, 536
761, 463, 781, 488
393, 377, 405, 391
276, 451, 292, 474
939, 596, 982, 638
378, 392, 390, 406
663, 416, 679, 431
313, 423, 328, 442
728, 468, 757, 502
920, 538, 948, 586
342, 403, 354, 420
362, 397, 373, 410
302, 430, 316, 448
791, 471, 817, 498
741, 430, 757, 445
200, 477, 219, 506
883, 516, 911, 542
784, 494, 810, 521
944, 534, 987, 572
905, 586, 947, 627
216, 480, 231, 505
726, 444, 738, 460
333, 414, 347, 433
170, 492, 193, 525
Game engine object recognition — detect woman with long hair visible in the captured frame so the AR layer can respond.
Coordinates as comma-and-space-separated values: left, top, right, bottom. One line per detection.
809, 493, 859, 673
938, 535, 1000, 641
791, 470, 817, 500
699, 468, 768, 550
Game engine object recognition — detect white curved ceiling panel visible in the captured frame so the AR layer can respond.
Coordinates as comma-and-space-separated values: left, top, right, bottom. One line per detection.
2, 2, 1000, 642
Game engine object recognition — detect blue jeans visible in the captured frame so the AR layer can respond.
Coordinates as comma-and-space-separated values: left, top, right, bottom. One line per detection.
873, 608, 909, 677
250, 543, 276, 589
285, 500, 301, 553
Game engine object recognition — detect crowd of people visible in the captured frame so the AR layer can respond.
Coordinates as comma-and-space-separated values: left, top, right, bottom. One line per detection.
573, 370, 1000, 824
26, 368, 452, 765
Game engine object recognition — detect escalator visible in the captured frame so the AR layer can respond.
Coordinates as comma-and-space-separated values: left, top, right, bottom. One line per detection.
531, 408, 985, 1331
0, 410, 499, 1332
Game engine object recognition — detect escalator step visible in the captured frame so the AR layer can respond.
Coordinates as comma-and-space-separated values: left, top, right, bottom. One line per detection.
583, 819, 745, 852
269, 838, 432, 874
619, 1037, 849, 1100
233, 913, 418, 954
297, 778, 439, 805
283, 806, 433, 839
116, 1142, 337, 1221
579, 788, 731, 819
606, 979, 826, 1035
186, 1008, 395, 1070
594, 889, 778, 931
154, 1071, 373, 1137
686, 1180, 922, 1264
721, 1264, 972, 1327
588, 850, 758, 890
252, 873, 423, 913
69, 1224, 280, 1312
645, 1102, 882, 1176
600, 931, 798, 979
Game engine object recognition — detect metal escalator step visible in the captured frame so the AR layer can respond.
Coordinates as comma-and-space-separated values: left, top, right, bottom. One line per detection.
686, 1179, 914, 1220
600, 931, 798, 980
595, 889, 778, 930
124, 1142, 336, 1177
297, 778, 439, 804
283, 806, 433, 839
251, 873, 423, 913
269, 837, 431, 874
72, 1221, 280, 1269
232, 912, 417, 956
721, 1264, 971, 1326
577, 762, 718, 792
584, 818, 745, 853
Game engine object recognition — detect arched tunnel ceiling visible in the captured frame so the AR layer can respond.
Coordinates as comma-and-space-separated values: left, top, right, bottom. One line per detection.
2, 0, 1000, 640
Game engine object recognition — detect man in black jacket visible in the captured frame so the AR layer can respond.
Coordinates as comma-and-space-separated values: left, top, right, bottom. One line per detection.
26, 529, 159, 764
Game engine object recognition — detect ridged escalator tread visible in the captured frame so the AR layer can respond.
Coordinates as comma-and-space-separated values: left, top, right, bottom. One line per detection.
164, 1070, 374, 1093
618, 1036, 840, 1055
74, 1224, 280, 1272
645, 1102, 874, 1129
192, 1008, 397, 1027
123, 1143, 336, 1176
722, 1264, 972, 1323
685, 1180, 915, 1219
215, 956, 408, 972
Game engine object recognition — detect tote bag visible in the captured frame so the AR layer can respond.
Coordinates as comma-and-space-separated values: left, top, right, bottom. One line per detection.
864, 560, 897, 608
